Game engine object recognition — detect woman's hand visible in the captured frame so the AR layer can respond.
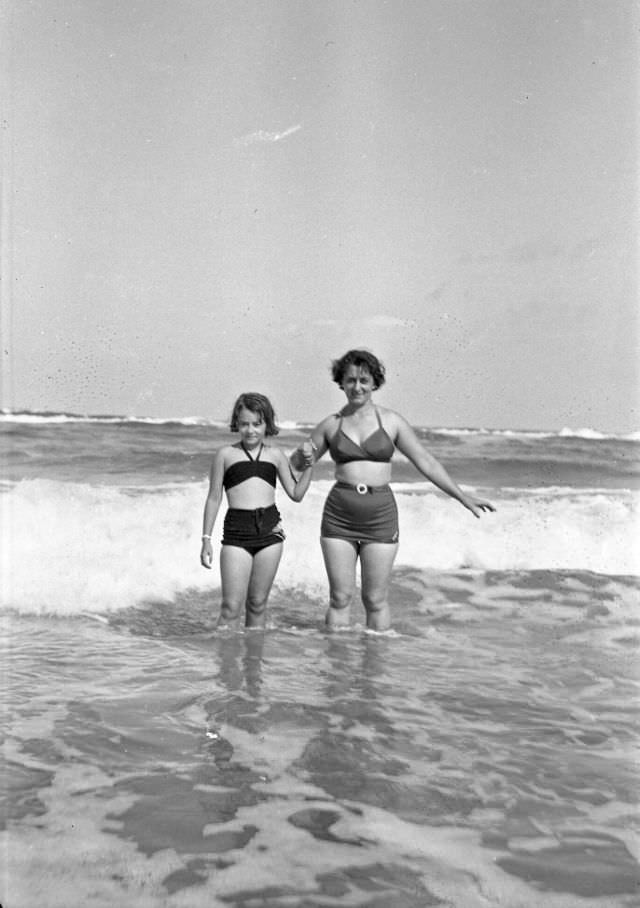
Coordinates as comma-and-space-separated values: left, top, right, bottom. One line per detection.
301, 439, 315, 467
291, 438, 316, 471
462, 496, 496, 518
200, 539, 213, 568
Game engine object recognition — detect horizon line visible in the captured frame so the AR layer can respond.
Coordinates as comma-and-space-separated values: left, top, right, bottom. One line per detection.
1, 407, 637, 439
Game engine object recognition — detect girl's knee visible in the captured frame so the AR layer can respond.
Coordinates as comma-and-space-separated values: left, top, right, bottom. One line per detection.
220, 599, 243, 622
245, 595, 267, 618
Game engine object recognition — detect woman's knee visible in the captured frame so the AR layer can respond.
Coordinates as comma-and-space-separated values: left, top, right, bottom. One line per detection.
361, 588, 388, 614
329, 589, 353, 611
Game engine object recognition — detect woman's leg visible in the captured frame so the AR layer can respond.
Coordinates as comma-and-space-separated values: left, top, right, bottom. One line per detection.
320, 537, 359, 629
359, 542, 399, 631
219, 545, 254, 627
244, 542, 283, 628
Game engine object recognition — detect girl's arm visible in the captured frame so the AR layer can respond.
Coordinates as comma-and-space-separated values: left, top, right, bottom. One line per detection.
393, 414, 495, 518
200, 449, 226, 568
276, 449, 313, 502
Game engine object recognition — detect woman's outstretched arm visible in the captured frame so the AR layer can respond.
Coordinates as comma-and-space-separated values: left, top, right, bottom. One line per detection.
393, 414, 495, 518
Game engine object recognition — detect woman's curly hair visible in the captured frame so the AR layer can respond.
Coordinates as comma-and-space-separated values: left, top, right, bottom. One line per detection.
330, 349, 386, 389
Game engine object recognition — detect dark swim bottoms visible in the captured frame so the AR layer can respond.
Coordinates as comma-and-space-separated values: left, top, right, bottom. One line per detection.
320, 482, 399, 544
222, 504, 285, 555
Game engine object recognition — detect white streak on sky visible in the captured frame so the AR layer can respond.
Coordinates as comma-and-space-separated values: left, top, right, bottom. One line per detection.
236, 124, 302, 147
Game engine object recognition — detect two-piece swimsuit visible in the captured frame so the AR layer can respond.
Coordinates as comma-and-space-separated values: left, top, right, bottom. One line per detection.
321, 408, 399, 545
221, 444, 285, 554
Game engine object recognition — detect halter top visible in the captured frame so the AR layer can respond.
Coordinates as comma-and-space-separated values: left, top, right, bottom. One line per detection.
223, 443, 277, 491
329, 409, 395, 465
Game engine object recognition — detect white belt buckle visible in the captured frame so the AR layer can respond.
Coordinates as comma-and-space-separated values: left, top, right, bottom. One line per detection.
355, 482, 368, 495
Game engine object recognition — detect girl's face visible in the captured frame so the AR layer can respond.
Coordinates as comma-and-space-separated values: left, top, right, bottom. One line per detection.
341, 365, 375, 405
236, 407, 267, 448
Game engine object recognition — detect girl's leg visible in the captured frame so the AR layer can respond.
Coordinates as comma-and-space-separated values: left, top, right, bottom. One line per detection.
219, 545, 254, 627
320, 537, 359, 629
359, 542, 399, 631
244, 542, 283, 628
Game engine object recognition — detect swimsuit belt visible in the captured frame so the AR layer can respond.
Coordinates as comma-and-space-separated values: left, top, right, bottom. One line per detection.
335, 481, 390, 494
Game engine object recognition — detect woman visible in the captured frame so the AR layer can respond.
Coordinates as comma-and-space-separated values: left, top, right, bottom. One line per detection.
201, 392, 313, 628
293, 350, 494, 631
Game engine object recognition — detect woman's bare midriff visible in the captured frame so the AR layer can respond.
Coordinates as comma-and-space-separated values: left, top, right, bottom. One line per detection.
334, 461, 393, 486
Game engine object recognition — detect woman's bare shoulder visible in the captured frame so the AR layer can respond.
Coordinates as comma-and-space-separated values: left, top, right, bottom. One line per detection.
376, 405, 406, 427
317, 411, 341, 424
316, 412, 341, 436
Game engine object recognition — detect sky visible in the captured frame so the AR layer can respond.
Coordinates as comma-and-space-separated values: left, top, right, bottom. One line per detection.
1, 0, 638, 431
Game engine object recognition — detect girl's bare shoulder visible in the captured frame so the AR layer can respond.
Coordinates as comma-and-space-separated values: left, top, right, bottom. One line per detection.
214, 443, 240, 463
260, 443, 283, 463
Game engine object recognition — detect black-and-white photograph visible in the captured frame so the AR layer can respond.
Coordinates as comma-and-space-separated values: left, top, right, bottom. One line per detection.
2, 2, 638, 905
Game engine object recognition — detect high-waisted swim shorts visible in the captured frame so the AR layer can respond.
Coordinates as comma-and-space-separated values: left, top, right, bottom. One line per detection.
222, 504, 285, 554
320, 482, 399, 544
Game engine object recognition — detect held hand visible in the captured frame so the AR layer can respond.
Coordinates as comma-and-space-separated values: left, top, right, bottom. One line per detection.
462, 496, 496, 519
200, 539, 213, 568
301, 439, 315, 467
290, 447, 306, 471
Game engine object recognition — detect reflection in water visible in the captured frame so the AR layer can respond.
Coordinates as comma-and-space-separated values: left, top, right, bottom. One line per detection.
325, 633, 391, 698
214, 630, 265, 698
292, 633, 414, 807
6, 590, 639, 906
204, 631, 266, 743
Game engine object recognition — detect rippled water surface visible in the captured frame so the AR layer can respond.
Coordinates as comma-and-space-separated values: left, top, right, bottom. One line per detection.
3, 568, 639, 907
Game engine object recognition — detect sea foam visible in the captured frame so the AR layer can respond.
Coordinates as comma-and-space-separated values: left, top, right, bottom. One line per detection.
2, 479, 638, 616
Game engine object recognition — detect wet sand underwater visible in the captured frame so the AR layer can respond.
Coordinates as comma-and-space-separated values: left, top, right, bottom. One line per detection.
3, 567, 639, 908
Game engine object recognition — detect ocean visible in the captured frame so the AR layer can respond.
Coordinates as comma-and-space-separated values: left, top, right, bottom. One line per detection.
2, 412, 639, 907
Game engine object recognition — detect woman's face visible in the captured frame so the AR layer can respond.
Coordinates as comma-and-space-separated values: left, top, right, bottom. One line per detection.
236, 407, 267, 448
341, 365, 375, 405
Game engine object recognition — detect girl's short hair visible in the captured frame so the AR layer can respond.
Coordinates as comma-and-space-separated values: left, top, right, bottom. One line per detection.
229, 393, 279, 435
330, 349, 386, 389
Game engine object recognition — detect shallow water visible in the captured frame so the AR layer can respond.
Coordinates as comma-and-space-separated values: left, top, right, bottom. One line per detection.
3, 569, 639, 907
2, 416, 639, 905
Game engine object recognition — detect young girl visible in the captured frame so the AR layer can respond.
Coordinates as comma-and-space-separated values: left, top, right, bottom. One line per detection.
200, 392, 313, 628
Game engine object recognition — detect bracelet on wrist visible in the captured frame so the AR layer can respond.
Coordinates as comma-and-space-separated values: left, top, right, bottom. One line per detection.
201, 534, 212, 540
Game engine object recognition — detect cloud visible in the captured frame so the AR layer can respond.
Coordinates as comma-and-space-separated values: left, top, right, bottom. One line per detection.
309, 314, 417, 332
364, 315, 417, 329
236, 124, 302, 147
